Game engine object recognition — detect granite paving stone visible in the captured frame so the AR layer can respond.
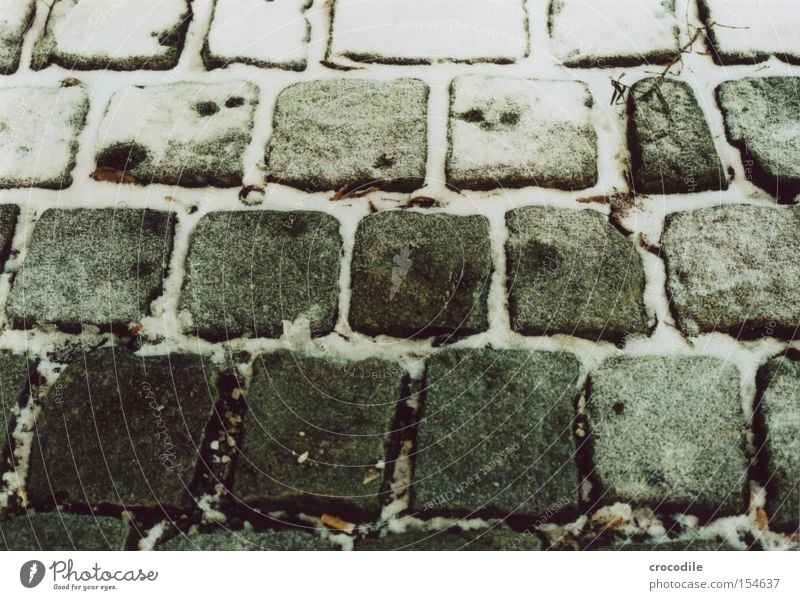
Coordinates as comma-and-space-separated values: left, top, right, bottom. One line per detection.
0, 351, 31, 464
0, 203, 19, 260
356, 527, 542, 551
0, 512, 129, 551
349, 211, 492, 339
586, 355, 748, 515
158, 527, 332, 550
179, 210, 341, 340
0, 0, 35, 74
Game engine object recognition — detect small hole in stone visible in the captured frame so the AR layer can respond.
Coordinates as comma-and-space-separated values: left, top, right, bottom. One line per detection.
612, 401, 625, 415
500, 111, 520, 126
195, 101, 219, 116
96, 142, 148, 171
225, 96, 245, 108
461, 108, 484, 123
374, 154, 394, 169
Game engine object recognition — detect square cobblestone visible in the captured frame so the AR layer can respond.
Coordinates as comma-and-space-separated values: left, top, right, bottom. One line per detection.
447, 76, 597, 191
95, 81, 259, 187
0, 351, 31, 463
506, 207, 647, 341
356, 527, 542, 551
7, 208, 175, 332
549, 0, 679, 67
329, 0, 528, 64
755, 356, 800, 530
414, 349, 582, 519
661, 205, 800, 338
0, 0, 35, 73
26, 348, 220, 509
1, 512, 129, 551
32, 0, 192, 70
586, 356, 748, 516
179, 210, 341, 340
717, 77, 800, 201
159, 527, 332, 550
0, 84, 88, 189
349, 211, 491, 339
204, 0, 312, 71
628, 78, 726, 194
234, 351, 405, 521
266, 79, 428, 192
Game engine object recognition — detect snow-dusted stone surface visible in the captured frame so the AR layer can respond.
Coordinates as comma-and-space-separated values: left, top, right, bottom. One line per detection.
95, 81, 258, 187
180, 210, 341, 340
506, 207, 647, 342
628, 78, 726, 194
0, 512, 130, 551
25, 349, 219, 509
234, 351, 405, 521
586, 355, 748, 516
356, 527, 543, 550
0, 0, 35, 73
699, 0, 800, 65
447, 75, 597, 191
329, 0, 529, 64
661, 205, 800, 339
717, 77, 800, 201
414, 349, 582, 519
204, 0, 312, 71
159, 527, 332, 550
349, 211, 492, 339
0, 351, 30, 464
266, 78, 428, 192
603, 537, 744, 551
6, 209, 175, 332
755, 356, 800, 530
0, 84, 88, 189
549, 0, 679, 67
0, 203, 18, 256
32, 0, 192, 70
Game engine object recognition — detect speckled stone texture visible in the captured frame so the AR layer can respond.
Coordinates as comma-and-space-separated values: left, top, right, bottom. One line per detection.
179, 210, 341, 340
414, 349, 582, 519
447, 76, 597, 191
0, 0, 35, 74
600, 537, 744, 551
756, 356, 800, 531
95, 80, 259, 187
356, 527, 542, 551
26, 348, 220, 509
0, 351, 31, 462
661, 204, 800, 339
586, 356, 748, 516
0, 512, 129, 550
349, 211, 492, 339
158, 527, 332, 550
717, 77, 800, 201
266, 79, 428, 192
506, 207, 647, 342
628, 78, 725, 194
234, 351, 405, 520
7, 208, 175, 332
0, 203, 19, 259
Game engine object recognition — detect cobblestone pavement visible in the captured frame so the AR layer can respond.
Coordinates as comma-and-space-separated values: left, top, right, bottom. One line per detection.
0, 0, 799, 551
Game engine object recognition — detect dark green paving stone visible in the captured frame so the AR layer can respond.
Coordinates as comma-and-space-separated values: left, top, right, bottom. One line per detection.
0, 204, 19, 257
717, 77, 800, 201
661, 205, 800, 338
234, 351, 405, 520
7, 208, 174, 332
159, 528, 332, 550
349, 211, 491, 339
266, 79, 428, 192
0, 0, 35, 74
414, 349, 582, 518
598, 537, 743, 551
180, 211, 341, 340
26, 348, 219, 509
356, 527, 542, 551
756, 357, 800, 530
1, 512, 128, 551
506, 207, 647, 342
586, 356, 748, 516
0, 351, 31, 462
628, 78, 725, 194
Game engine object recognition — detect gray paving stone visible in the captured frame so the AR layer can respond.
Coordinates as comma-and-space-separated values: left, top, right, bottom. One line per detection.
0, 203, 19, 259
628, 78, 726, 194
0, 0, 35, 73
7, 209, 175, 332
586, 356, 748, 516
95, 81, 258, 187
179, 210, 341, 340
32, 0, 192, 71
600, 537, 744, 551
234, 351, 405, 520
447, 76, 597, 191
349, 211, 491, 339
0, 512, 129, 550
356, 527, 542, 551
0, 84, 88, 189
0, 351, 31, 463
661, 204, 800, 338
414, 349, 582, 518
159, 527, 332, 550
717, 77, 800, 201
506, 207, 647, 341
756, 357, 800, 530
266, 79, 428, 192
26, 348, 219, 509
